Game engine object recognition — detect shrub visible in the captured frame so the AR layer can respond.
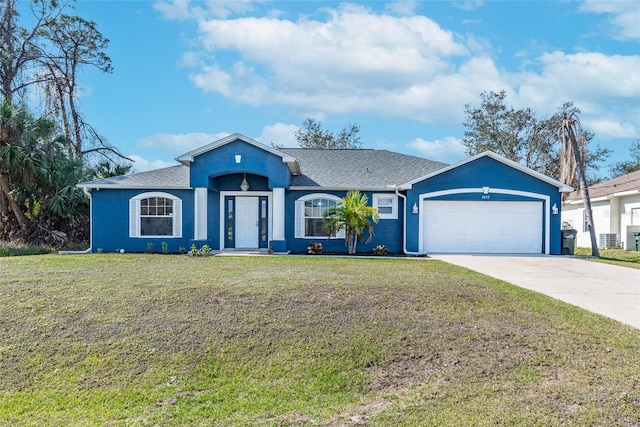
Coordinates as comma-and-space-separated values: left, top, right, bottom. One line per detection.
307, 242, 323, 254
145, 243, 154, 254
373, 245, 388, 256
161, 241, 169, 254
0, 244, 53, 256
201, 244, 211, 255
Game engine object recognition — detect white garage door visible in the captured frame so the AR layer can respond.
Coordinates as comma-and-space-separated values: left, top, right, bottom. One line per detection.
423, 200, 543, 253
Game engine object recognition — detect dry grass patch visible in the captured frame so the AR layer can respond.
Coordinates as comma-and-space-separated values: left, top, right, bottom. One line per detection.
0, 254, 638, 426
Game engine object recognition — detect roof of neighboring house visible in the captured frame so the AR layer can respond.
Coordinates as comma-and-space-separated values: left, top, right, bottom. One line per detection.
279, 148, 447, 189
564, 169, 640, 202
77, 165, 190, 189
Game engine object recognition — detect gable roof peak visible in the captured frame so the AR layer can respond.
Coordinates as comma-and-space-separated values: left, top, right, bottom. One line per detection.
399, 150, 574, 192
175, 133, 296, 165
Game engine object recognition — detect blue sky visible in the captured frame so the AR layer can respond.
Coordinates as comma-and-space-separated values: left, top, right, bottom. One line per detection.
66, 0, 639, 174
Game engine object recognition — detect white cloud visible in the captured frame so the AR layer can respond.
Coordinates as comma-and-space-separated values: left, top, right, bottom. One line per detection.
154, 0, 258, 20
170, 2, 638, 142
585, 117, 637, 139
187, 4, 471, 122
127, 155, 176, 172
452, 1, 485, 11
406, 136, 467, 163
256, 123, 299, 148
579, 0, 640, 40
136, 132, 230, 152
385, 0, 419, 16
514, 51, 640, 139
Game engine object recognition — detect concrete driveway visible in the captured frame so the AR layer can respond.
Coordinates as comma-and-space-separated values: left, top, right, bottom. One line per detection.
432, 255, 640, 329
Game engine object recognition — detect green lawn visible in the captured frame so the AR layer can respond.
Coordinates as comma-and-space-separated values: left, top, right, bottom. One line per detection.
0, 255, 638, 426
574, 247, 640, 269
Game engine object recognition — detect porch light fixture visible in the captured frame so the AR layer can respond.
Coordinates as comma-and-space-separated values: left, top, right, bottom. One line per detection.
412, 203, 419, 214
240, 174, 249, 192
235, 155, 241, 163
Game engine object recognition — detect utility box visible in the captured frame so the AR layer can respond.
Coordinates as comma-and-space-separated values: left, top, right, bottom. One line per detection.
561, 229, 578, 255
634, 232, 640, 251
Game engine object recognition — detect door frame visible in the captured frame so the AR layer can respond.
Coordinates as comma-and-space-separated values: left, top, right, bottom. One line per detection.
220, 191, 272, 250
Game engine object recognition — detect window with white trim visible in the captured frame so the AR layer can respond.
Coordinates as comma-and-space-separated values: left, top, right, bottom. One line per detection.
129, 192, 182, 238
372, 194, 397, 219
295, 194, 345, 239
582, 210, 589, 232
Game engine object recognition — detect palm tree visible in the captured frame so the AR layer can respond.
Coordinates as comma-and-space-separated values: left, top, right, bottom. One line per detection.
558, 113, 599, 257
323, 190, 380, 254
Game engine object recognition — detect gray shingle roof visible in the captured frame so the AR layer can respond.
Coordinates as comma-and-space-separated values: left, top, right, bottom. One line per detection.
280, 148, 448, 189
565, 169, 640, 201
78, 165, 190, 189
78, 149, 448, 190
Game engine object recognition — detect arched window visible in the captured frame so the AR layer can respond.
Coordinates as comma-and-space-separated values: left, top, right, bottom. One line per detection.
129, 192, 182, 238
294, 194, 345, 239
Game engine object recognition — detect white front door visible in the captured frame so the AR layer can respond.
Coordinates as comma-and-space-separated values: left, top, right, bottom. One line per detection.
235, 197, 259, 248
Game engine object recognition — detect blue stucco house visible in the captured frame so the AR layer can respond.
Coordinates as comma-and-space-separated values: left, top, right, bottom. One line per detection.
78, 133, 573, 255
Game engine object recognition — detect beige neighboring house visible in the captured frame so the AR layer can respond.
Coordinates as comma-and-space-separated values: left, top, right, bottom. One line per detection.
562, 170, 640, 250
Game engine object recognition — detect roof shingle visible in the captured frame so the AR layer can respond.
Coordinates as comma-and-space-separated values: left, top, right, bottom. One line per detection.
565, 170, 640, 201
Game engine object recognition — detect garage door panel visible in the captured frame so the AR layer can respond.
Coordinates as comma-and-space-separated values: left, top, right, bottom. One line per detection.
423, 200, 543, 254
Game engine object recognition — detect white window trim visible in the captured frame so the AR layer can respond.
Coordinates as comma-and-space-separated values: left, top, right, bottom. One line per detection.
129, 192, 182, 238
372, 193, 398, 219
295, 193, 346, 239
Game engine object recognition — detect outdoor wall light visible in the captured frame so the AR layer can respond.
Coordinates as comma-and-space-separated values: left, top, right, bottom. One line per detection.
235, 155, 242, 163
412, 203, 419, 214
240, 173, 249, 192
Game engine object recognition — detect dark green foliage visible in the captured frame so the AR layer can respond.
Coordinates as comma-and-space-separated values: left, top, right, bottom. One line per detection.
609, 140, 640, 178
463, 91, 610, 182
295, 118, 362, 149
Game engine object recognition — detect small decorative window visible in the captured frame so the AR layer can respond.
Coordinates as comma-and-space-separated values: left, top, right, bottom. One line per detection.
130, 192, 182, 238
373, 194, 397, 219
295, 194, 345, 239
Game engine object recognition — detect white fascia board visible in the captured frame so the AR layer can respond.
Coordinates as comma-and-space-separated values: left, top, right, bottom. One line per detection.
290, 186, 394, 192
613, 189, 640, 198
77, 184, 192, 190
565, 195, 610, 205
398, 151, 574, 192
176, 133, 297, 165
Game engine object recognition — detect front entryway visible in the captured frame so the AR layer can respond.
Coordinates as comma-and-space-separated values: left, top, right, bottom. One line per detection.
235, 197, 259, 248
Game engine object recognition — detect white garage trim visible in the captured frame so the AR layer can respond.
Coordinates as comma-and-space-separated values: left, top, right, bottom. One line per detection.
417, 188, 550, 254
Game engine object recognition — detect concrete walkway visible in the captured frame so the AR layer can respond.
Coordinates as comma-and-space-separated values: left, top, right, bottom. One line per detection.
432, 255, 640, 329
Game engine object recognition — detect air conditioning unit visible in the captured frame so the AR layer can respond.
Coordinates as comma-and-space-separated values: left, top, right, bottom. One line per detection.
599, 233, 618, 249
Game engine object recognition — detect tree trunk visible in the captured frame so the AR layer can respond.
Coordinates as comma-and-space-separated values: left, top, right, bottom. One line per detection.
565, 122, 600, 258
0, 173, 29, 230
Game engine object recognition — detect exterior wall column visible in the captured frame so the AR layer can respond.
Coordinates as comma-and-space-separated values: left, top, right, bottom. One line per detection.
272, 187, 285, 241
194, 187, 207, 240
